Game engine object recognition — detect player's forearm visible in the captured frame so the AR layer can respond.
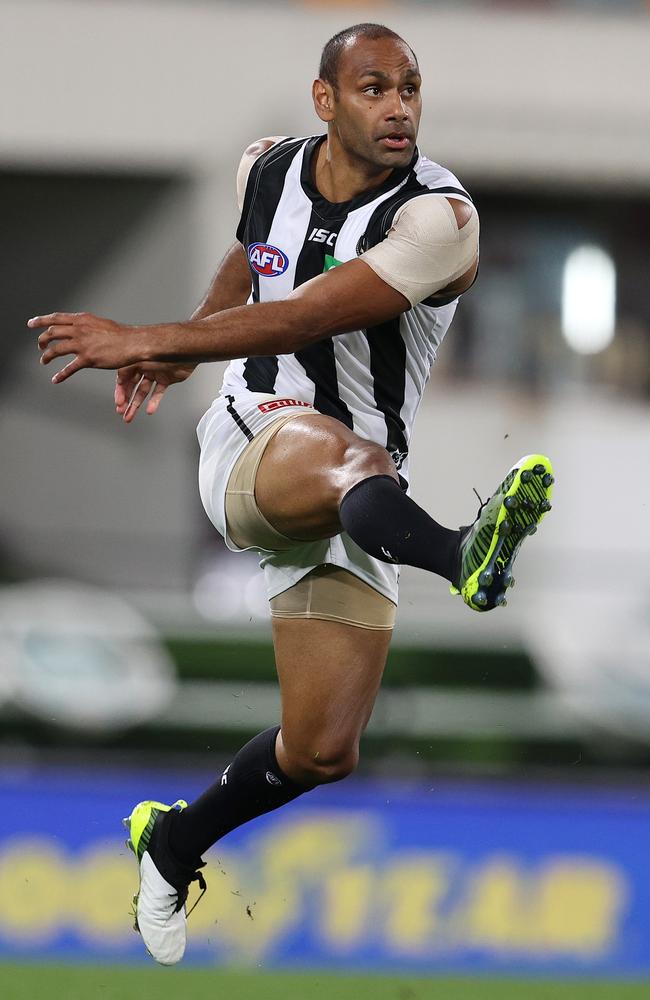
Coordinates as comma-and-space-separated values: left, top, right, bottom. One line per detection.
32, 259, 409, 378
136, 297, 322, 364
132, 259, 409, 364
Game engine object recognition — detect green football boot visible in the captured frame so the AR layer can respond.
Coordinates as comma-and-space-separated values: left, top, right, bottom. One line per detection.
123, 798, 206, 965
451, 454, 554, 612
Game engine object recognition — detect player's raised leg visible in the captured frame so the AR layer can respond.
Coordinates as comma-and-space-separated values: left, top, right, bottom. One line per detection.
254, 413, 462, 581
255, 415, 554, 611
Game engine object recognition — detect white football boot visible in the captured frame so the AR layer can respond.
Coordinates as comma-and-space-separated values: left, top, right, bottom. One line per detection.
123, 799, 206, 965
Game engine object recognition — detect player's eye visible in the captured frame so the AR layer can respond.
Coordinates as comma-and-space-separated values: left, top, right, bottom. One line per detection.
363, 86, 382, 97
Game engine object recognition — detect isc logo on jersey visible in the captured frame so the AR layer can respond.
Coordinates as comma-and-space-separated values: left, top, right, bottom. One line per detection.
248, 243, 289, 277
308, 227, 337, 247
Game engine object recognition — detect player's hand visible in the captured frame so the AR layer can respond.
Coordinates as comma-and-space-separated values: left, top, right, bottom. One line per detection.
114, 363, 197, 423
29, 311, 141, 383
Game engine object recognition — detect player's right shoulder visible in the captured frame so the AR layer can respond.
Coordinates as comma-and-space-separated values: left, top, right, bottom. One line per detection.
236, 136, 288, 211
242, 136, 287, 160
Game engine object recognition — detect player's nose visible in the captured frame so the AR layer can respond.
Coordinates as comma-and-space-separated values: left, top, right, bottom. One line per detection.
385, 90, 409, 121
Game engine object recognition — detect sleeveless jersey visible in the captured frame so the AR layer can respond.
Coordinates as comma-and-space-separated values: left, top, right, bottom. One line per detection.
222, 135, 473, 486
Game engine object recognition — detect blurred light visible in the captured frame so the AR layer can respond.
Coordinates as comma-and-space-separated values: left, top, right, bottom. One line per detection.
561, 244, 616, 355
0, 580, 176, 732
193, 566, 243, 621
193, 556, 268, 623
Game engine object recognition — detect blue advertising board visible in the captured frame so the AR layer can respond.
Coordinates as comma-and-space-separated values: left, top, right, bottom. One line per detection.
0, 766, 648, 975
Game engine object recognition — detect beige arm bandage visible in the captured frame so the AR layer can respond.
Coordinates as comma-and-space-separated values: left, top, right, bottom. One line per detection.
236, 137, 288, 211
360, 196, 479, 307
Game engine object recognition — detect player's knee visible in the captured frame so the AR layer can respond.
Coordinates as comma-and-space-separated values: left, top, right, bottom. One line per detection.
285, 739, 359, 785
337, 439, 397, 503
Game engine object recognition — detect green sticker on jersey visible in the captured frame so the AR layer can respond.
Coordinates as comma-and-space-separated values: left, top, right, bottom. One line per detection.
323, 254, 343, 272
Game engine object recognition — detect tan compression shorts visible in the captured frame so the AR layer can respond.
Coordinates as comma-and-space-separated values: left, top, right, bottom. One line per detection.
224, 414, 396, 631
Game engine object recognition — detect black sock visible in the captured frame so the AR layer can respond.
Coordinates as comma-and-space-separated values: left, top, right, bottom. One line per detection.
339, 474, 461, 583
168, 726, 309, 863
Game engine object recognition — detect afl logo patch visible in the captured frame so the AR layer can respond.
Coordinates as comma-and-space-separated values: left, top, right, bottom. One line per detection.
248, 242, 289, 277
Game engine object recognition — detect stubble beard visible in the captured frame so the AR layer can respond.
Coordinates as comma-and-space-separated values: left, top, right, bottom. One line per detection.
341, 128, 412, 177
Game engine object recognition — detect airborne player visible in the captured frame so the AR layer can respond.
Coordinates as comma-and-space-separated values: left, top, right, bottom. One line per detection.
31, 23, 554, 964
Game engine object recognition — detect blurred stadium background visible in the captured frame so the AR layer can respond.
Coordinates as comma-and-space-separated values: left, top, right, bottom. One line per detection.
1, 0, 650, 997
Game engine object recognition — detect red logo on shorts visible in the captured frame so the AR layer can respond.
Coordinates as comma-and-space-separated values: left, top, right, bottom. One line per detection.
258, 399, 313, 413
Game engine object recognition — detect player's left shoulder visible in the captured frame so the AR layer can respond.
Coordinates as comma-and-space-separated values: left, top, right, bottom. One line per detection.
445, 198, 475, 230
393, 191, 478, 248
401, 151, 477, 238
412, 151, 474, 203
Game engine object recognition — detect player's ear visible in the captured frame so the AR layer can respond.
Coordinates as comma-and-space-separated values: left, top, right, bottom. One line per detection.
313, 78, 335, 123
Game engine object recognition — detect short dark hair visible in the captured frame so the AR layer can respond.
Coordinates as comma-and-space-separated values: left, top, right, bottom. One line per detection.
318, 23, 416, 91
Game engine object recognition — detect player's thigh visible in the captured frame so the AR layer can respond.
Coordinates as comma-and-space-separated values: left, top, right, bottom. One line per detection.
255, 413, 396, 541
272, 612, 391, 781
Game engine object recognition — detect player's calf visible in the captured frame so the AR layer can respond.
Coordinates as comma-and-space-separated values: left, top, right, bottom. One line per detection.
124, 727, 314, 964
339, 455, 554, 612
339, 474, 460, 581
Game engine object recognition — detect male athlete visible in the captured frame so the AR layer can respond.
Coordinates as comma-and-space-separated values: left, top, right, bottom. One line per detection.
31, 24, 553, 965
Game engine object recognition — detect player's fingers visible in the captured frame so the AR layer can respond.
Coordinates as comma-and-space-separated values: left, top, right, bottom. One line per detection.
145, 381, 168, 415
51, 356, 86, 384
123, 375, 152, 422
40, 340, 74, 365
116, 391, 133, 414
28, 313, 77, 329
115, 371, 138, 410
115, 373, 127, 407
37, 325, 75, 350
128, 373, 151, 405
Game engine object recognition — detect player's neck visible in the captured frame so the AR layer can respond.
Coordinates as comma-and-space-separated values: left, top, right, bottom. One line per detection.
313, 136, 393, 204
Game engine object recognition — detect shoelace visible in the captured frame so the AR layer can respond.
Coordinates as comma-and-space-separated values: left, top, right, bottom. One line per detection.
184, 871, 208, 918
458, 488, 489, 541
472, 486, 487, 514
132, 871, 208, 930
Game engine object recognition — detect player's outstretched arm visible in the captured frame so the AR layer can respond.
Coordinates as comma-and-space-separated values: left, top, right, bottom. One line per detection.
113, 241, 252, 422
30, 257, 411, 383
31, 197, 477, 381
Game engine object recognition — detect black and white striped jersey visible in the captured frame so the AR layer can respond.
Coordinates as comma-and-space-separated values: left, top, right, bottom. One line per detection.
222, 135, 473, 484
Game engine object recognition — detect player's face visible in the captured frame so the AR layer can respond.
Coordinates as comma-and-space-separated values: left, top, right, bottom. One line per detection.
331, 37, 422, 171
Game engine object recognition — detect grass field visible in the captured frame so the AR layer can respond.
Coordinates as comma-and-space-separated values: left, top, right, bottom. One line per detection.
1, 965, 648, 1000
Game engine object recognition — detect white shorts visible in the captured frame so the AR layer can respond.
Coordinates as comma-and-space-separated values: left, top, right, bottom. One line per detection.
196, 392, 400, 605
